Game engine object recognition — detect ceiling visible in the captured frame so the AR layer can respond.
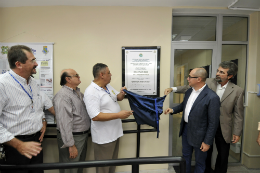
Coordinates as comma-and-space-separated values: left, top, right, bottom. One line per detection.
0, 0, 259, 8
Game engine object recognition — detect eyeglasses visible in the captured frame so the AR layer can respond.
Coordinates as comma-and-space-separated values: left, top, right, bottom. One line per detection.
188, 75, 198, 79
67, 74, 80, 78
216, 69, 226, 75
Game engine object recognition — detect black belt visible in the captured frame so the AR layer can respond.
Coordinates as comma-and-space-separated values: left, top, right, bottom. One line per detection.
16, 131, 40, 139
57, 130, 89, 135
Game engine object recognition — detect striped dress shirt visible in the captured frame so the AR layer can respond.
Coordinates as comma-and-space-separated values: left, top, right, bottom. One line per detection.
53, 85, 90, 148
0, 70, 44, 144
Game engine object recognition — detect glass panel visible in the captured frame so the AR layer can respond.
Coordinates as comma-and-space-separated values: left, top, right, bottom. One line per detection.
222, 17, 248, 41
222, 45, 246, 163
221, 45, 246, 89
172, 49, 213, 158
172, 16, 216, 41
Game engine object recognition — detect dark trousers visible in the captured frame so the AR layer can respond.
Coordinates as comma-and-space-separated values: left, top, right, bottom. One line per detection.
205, 124, 230, 173
2, 131, 43, 173
182, 123, 208, 173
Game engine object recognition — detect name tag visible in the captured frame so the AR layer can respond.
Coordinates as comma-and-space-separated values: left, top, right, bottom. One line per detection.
30, 108, 35, 113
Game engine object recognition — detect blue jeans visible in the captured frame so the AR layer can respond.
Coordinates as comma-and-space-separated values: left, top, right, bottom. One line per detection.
182, 123, 208, 173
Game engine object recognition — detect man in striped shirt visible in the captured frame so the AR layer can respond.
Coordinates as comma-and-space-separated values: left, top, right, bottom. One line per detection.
53, 69, 90, 173
0, 45, 46, 173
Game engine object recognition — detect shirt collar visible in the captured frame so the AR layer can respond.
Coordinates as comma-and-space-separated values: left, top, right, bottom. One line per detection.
192, 84, 206, 92
91, 81, 107, 91
63, 85, 80, 92
9, 69, 32, 85
217, 81, 229, 89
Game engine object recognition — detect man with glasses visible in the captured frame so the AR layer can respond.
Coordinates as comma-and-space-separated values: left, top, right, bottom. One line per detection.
165, 61, 244, 173
53, 69, 90, 173
0, 45, 46, 173
84, 63, 133, 173
165, 68, 220, 173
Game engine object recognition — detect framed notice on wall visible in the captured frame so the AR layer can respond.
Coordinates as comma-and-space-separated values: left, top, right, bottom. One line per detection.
122, 46, 160, 98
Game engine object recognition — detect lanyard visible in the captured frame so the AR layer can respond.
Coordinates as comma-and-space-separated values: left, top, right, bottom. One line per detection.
9, 72, 33, 104
104, 86, 110, 95
101, 86, 116, 102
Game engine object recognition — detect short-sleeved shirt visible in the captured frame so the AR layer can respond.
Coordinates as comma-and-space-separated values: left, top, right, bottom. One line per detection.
84, 81, 123, 144
40, 92, 53, 110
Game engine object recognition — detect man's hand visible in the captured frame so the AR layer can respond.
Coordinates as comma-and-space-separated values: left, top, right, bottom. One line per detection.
257, 132, 260, 146
118, 110, 133, 119
117, 86, 127, 101
6, 138, 42, 159
164, 108, 173, 114
120, 86, 127, 94
39, 120, 47, 142
200, 142, 210, 152
9, 139, 42, 159
232, 135, 240, 143
257, 136, 260, 146
69, 145, 78, 159
164, 88, 173, 95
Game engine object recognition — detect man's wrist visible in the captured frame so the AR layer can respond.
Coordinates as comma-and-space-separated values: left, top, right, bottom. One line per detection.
42, 119, 46, 122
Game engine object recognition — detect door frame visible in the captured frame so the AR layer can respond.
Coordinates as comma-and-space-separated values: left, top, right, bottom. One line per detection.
168, 41, 218, 166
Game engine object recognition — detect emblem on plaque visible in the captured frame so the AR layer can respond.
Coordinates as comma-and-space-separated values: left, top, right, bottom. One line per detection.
42, 46, 49, 55
1, 46, 9, 55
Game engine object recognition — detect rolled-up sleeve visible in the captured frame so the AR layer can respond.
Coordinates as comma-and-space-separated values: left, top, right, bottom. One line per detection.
42, 92, 53, 110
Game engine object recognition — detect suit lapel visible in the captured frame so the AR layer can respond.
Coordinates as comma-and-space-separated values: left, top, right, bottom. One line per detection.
220, 82, 234, 102
189, 85, 208, 113
210, 80, 218, 92
183, 89, 192, 108
207, 78, 218, 92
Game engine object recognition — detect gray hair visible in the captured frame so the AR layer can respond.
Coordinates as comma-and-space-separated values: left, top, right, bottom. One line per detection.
219, 61, 238, 79
93, 63, 108, 79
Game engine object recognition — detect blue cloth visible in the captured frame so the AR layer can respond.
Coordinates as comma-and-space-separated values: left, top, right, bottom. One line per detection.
123, 90, 166, 137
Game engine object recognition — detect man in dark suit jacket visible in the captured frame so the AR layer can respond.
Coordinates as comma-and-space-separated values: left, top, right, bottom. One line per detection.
165, 68, 220, 173
165, 61, 244, 173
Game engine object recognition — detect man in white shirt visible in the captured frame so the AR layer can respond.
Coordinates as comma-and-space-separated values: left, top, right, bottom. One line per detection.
40, 92, 55, 116
0, 45, 46, 173
165, 68, 220, 173
164, 61, 244, 173
84, 63, 133, 173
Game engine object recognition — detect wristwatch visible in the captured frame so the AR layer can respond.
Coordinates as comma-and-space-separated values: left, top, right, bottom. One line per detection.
42, 119, 46, 122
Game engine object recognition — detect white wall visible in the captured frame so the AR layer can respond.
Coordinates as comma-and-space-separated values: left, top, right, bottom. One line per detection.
0, 6, 172, 172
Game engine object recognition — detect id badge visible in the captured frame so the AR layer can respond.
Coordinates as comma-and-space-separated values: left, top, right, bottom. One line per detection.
31, 107, 35, 113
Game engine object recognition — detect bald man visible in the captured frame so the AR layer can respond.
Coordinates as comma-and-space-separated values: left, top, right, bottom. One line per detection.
165, 68, 220, 173
53, 69, 90, 173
